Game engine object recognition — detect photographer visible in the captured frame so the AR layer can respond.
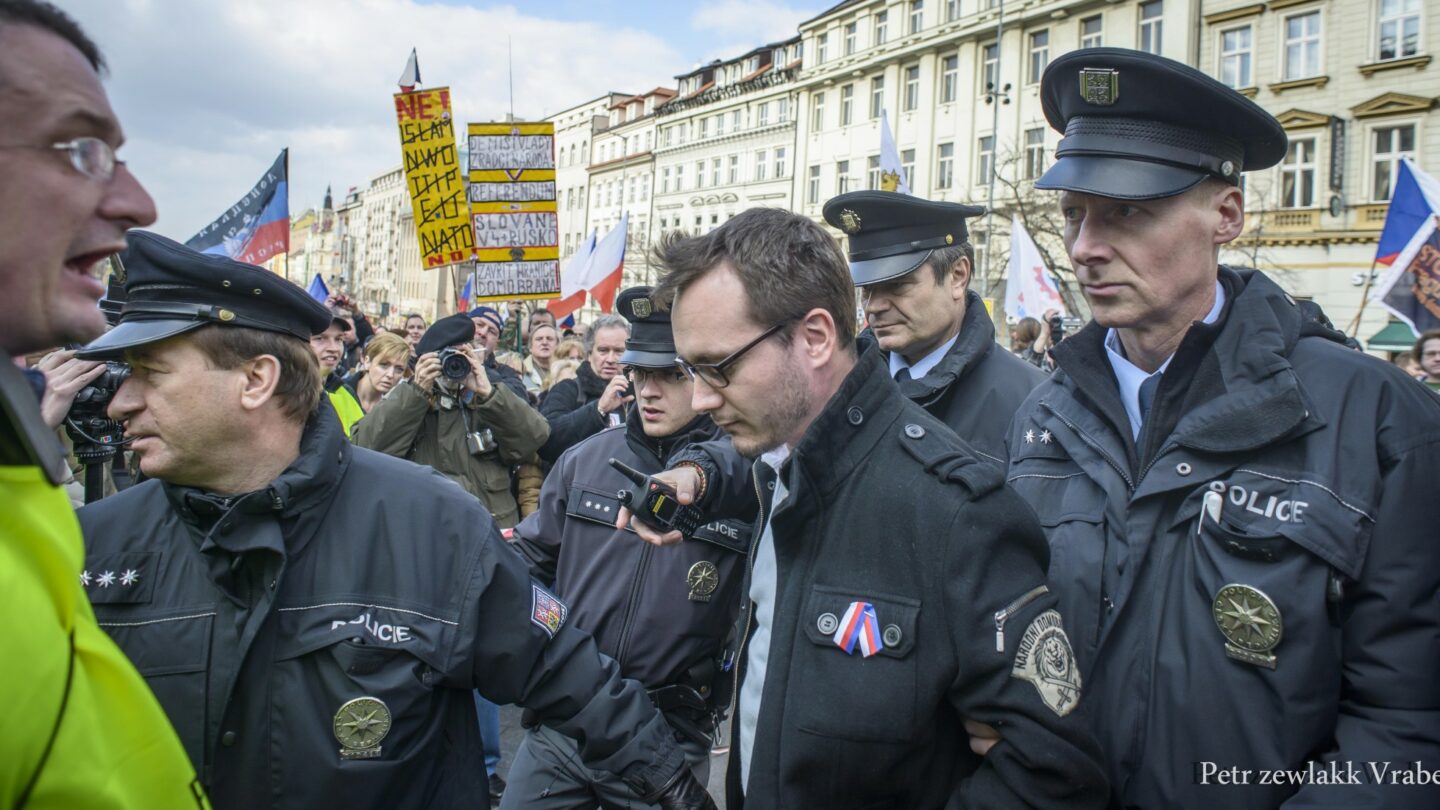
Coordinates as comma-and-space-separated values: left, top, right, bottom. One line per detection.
352, 313, 548, 528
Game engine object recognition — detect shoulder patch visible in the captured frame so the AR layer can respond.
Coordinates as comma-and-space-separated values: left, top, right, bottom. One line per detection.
1010, 609, 1082, 716
530, 583, 568, 638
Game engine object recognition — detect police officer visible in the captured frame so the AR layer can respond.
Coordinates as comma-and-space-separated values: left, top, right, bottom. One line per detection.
0, 3, 203, 806
623, 208, 1108, 807
73, 232, 715, 810
823, 191, 1044, 463
352, 312, 548, 528
1002, 47, 1440, 808
504, 286, 751, 808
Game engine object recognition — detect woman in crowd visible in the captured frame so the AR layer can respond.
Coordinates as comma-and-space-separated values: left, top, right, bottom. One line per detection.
553, 336, 585, 364
402, 312, 427, 355
354, 332, 410, 413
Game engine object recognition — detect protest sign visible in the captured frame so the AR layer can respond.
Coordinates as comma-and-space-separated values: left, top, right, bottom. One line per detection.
467, 122, 559, 302
394, 87, 474, 269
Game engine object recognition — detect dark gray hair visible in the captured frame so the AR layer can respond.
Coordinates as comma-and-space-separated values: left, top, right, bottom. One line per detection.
922, 242, 975, 286
0, 0, 103, 74
652, 208, 856, 348
584, 314, 630, 354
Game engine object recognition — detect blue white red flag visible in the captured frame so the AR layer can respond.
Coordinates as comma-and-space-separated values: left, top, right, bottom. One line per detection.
1371, 214, 1440, 334
306, 273, 328, 303
457, 272, 474, 313
1376, 158, 1440, 266
833, 601, 883, 658
186, 149, 290, 266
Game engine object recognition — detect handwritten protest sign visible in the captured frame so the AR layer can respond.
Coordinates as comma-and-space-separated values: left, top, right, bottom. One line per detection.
395, 87, 474, 269
467, 122, 559, 302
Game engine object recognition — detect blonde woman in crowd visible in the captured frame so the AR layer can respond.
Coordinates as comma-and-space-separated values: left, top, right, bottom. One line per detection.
354, 332, 409, 413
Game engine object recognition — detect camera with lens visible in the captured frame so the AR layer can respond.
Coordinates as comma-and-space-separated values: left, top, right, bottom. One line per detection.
66, 360, 130, 465
436, 346, 471, 387
466, 428, 498, 456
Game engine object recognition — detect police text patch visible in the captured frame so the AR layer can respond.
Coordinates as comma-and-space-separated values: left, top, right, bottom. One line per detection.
1010, 610, 1082, 716
530, 583, 568, 638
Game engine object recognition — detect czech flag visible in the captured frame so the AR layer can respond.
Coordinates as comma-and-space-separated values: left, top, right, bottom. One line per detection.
1376, 158, 1440, 266
186, 149, 290, 266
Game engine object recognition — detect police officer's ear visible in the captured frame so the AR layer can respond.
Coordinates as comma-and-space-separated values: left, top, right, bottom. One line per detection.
238, 354, 285, 414
1192, 178, 1247, 248
945, 253, 972, 302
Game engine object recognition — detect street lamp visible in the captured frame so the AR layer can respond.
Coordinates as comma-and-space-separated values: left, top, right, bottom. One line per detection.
980, 0, 1008, 300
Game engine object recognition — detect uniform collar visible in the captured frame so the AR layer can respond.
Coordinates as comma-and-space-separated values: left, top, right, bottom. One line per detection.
889, 331, 958, 381
0, 359, 70, 483
883, 291, 998, 403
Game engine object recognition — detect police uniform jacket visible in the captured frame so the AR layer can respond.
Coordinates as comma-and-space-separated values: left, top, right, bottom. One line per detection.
688, 346, 1108, 809
1006, 267, 1440, 808
351, 375, 547, 527
872, 289, 1045, 464
76, 400, 688, 810
512, 411, 750, 699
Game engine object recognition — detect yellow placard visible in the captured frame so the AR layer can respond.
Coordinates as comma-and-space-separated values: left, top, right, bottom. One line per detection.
394, 87, 474, 269
466, 122, 559, 302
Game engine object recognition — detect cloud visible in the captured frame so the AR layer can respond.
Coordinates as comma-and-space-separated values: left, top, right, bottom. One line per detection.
65, 0, 687, 240
688, 0, 814, 61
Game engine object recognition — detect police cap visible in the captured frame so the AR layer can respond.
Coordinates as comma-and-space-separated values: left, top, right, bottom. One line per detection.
78, 231, 332, 359
1035, 47, 1287, 200
822, 191, 985, 287
616, 286, 675, 368
416, 314, 476, 357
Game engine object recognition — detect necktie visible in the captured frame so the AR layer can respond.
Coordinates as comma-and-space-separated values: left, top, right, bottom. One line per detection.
1137, 373, 1161, 426
895, 367, 912, 384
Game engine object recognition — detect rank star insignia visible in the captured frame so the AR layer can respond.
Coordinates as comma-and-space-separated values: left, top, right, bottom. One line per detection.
96, 571, 116, 588
333, 697, 392, 760
686, 561, 719, 603
1039, 430, 1053, 444
1212, 583, 1283, 669
120, 569, 140, 586
80, 570, 92, 587
1024, 429, 1036, 444
838, 208, 862, 234
1079, 67, 1120, 106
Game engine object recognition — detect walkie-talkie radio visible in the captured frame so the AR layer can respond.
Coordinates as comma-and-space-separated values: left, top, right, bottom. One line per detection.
609, 458, 706, 536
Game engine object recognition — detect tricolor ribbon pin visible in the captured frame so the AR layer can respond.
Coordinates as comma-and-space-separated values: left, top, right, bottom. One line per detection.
833, 601, 883, 658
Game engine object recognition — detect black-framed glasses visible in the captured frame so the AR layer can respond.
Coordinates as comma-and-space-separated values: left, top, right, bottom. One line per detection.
0, 137, 118, 181
625, 366, 687, 387
675, 321, 790, 389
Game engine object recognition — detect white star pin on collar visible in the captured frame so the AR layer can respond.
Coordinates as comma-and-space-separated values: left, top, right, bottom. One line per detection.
120, 569, 140, 586
80, 570, 92, 587
1040, 429, 1053, 444
96, 571, 116, 588
1023, 429, 1036, 444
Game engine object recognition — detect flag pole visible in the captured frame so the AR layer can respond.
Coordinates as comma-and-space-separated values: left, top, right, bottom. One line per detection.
1346, 257, 1381, 337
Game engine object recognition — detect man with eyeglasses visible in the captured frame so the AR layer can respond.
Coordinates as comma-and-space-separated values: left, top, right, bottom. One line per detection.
619, 209, 1108, 807
506, 287, 751, 808
0, 1, 206, 806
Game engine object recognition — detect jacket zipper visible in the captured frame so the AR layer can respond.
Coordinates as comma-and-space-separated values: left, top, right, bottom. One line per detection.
613, 539, 654, 666
1044, 405, 1135, 492
727, 466, 769, 732
994, 584, 1050, 652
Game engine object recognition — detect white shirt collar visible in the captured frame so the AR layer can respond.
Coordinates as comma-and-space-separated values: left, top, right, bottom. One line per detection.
1104, 280, 1226, 440
888, 331, 960, 381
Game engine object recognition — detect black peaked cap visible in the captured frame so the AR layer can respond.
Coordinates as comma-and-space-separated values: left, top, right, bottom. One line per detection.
823, 191, 985, 286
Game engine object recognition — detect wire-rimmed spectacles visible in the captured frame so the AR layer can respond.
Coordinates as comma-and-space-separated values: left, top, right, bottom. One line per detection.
0, 137, 118, 182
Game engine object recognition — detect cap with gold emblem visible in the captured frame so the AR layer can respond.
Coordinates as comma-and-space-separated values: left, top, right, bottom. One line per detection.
77, 230, 333, 359
616, 286, 677, 369
1035, 47, 1287, 200
822, 191, 985, 287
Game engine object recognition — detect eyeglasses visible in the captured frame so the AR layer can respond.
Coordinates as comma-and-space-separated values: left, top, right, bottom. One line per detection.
675, 321, 790, 389
0, 137, 118, 181
625, 366, 688, 387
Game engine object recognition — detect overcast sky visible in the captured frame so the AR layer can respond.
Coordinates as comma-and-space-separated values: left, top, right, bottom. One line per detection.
66, 0, 825, 241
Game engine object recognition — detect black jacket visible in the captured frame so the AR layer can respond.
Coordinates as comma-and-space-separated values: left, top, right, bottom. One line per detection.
870, 290, 1045, 464
689, 347, 1107, 809
1007, 267, 1440, 808
76, 400, 687, 810
537, 361, 618, 463
512, 412, 750, 702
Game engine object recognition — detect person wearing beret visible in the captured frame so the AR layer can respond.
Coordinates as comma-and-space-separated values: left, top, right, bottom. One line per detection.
503, 286, 751, 808
349, 311, 547, 528
467, 305, 529, 401
308, 311, 365, 437
72, 232, 718, 810
823, 191, 1045, 464
994, 48, 1440, 808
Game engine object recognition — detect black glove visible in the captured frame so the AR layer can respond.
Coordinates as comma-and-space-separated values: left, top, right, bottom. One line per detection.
649, 768, 717, 810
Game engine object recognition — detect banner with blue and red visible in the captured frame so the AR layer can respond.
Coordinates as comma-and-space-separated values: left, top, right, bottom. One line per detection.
186, 149, 290, 266
1376, 158, 1440, 266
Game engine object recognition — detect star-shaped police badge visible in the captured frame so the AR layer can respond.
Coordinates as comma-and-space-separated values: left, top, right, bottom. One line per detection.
1023, 429, 1036, 444
96, 571, 116, 588
120, 569, 140, 586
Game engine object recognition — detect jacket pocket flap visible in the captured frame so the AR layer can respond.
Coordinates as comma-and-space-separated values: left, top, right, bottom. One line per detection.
273, 602, 449, 671
95, 609, 214, 676
567, 485, 623, 527
801, 585, 920, 659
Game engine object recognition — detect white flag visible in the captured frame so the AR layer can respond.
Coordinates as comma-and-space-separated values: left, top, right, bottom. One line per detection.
397, 48, 421, 91
1004, 216, 1066, 320
879, 110, 910, 194
558, 230, 596, 298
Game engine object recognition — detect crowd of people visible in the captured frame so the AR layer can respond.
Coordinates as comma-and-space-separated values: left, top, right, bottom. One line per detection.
5, 2, 1440, 810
